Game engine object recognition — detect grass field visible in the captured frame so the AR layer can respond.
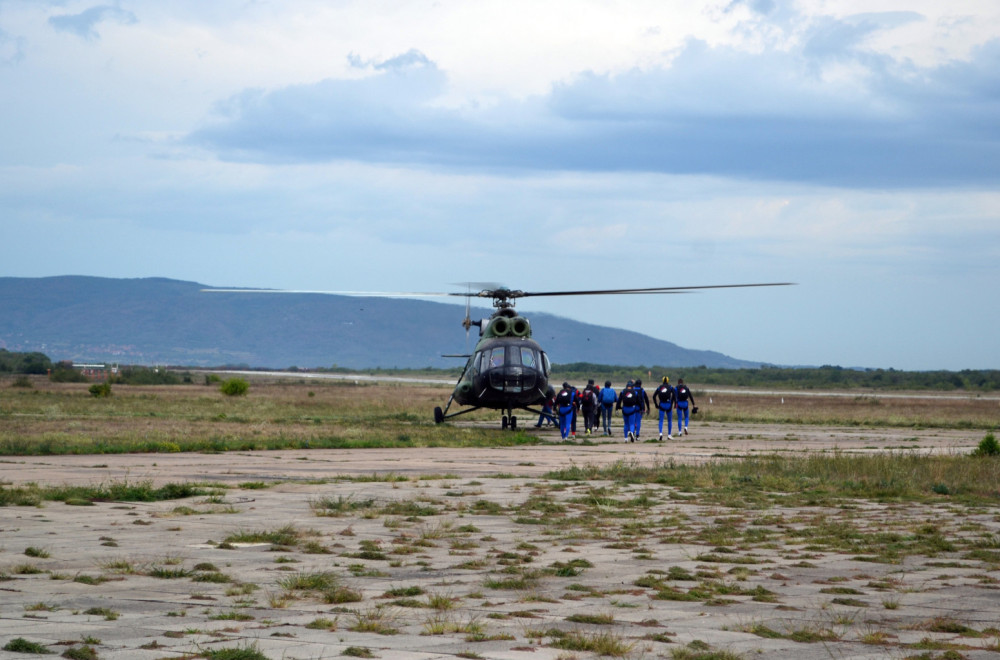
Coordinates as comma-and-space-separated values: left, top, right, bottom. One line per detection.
1, 374, 996, 456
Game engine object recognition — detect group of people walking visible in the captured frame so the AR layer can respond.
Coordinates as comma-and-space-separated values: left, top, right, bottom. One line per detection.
539, 377, 697, 442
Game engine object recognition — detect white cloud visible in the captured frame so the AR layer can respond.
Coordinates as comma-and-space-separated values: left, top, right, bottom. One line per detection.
184, 30, 1000, 188
47, 4, 137, 40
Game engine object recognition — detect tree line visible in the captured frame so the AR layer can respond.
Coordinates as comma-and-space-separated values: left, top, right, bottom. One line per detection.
0, 349, 52, 374
1, 350, 186, 385
554, 363, 1000, 392
3, 350, 997, 391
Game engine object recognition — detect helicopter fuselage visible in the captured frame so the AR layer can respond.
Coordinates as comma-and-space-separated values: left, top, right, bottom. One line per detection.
452, 335, 550, 410
434, 307, 553, 426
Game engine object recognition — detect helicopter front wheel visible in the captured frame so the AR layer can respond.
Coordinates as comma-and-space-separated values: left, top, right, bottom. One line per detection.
433, 407, 444, 424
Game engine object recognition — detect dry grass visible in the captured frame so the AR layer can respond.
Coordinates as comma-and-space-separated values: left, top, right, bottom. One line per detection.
1, 376, 995, 456
0, 378, 526, 454
696, 389, 998, 429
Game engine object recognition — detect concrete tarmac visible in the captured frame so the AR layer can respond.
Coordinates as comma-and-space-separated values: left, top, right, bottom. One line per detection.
2, 423, 998, 659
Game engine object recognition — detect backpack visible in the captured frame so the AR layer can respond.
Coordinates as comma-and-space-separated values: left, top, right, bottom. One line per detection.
582, 387, 597, 408
677, 385, 689, 402
600, 387, 616, 405
656, 384, 672, 408
621, 389, 637, 407
556, 389, 573, 406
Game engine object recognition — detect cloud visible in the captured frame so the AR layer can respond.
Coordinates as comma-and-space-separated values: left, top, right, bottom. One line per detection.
192, 52, 455, 164
801, 12, 923, 61
188, 14, 1000, 189
0, 27, 24, 64
48, 4, 137, 41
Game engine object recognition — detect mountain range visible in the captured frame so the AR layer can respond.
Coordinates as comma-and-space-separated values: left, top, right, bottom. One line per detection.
0, 276, 763, 369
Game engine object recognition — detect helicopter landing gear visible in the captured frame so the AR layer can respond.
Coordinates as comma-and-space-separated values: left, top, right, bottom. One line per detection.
433, 407, 444, 424
501, 411, 517, 430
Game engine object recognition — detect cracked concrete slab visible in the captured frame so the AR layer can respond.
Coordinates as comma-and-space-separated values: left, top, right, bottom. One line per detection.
2, 423, 998, 659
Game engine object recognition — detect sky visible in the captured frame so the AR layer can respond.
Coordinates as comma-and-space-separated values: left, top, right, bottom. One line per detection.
1, 0, 998, 371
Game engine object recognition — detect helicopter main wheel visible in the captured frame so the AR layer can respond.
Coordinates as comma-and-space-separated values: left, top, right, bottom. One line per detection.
501, 416, 509, 430
510, 415, 517, 430
433, 407, 444, 424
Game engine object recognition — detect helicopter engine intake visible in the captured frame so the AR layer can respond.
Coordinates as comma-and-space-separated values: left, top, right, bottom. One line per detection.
485, 314, 531, 338
490, 317, 509, 336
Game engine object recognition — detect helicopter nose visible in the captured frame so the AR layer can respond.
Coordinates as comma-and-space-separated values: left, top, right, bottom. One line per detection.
489, 366, 536, 393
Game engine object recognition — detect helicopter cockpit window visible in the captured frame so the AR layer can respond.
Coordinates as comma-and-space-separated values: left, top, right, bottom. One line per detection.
541, 352, 550, 376
519, 347, 537, 368
488, 347, 506, 369
475, 351, 487, 375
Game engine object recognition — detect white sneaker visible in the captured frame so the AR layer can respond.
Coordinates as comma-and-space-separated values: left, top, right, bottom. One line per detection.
683, 427, 689, 435
667, 434, 673, 440
627, 432, 634, 442
658, 433, 663, 441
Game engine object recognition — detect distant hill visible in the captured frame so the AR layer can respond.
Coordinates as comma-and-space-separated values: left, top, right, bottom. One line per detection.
0, 276, 763, 369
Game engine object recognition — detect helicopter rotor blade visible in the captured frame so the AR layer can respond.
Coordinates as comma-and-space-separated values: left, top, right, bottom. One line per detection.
202, 282, 795, 302
513, 282, 795, 298
201, 288, 460, 298
463, 294, 471, 352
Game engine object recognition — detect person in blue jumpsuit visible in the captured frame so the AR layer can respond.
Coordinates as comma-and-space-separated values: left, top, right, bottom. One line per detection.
652, 376, 676, 440
599, 380, 616, 436
534, 385, 556, 428
615, 381, 639, 442
569, 384, 580, 438
675, 378, 696, 435
555, 382, 576, 439
632, 379, 650, 440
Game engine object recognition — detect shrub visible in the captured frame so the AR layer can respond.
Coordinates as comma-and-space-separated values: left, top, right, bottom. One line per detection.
11, 375, 33, 388
205, 373, 222, 385
3, 637, 52, 653
60, 645, 98, 660
201, 643, 270, 659
972, 433, 999, 457
220, 378, 249, 397
88, 382, 112, 398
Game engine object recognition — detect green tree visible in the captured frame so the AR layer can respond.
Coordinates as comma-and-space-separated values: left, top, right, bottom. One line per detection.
49, 361, 88, 383
0, 349, 53, 374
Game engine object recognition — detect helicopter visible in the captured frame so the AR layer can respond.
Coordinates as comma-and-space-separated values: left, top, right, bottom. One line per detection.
429, 283, 793, 430
203, 282, 793, 430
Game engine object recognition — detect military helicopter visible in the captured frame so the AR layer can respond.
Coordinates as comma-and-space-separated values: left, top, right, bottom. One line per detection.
204, 282, 792, 430
429, 283, 792, 430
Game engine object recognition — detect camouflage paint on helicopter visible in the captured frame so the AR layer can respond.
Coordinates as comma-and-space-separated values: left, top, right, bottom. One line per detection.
442, 307, 550, 430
